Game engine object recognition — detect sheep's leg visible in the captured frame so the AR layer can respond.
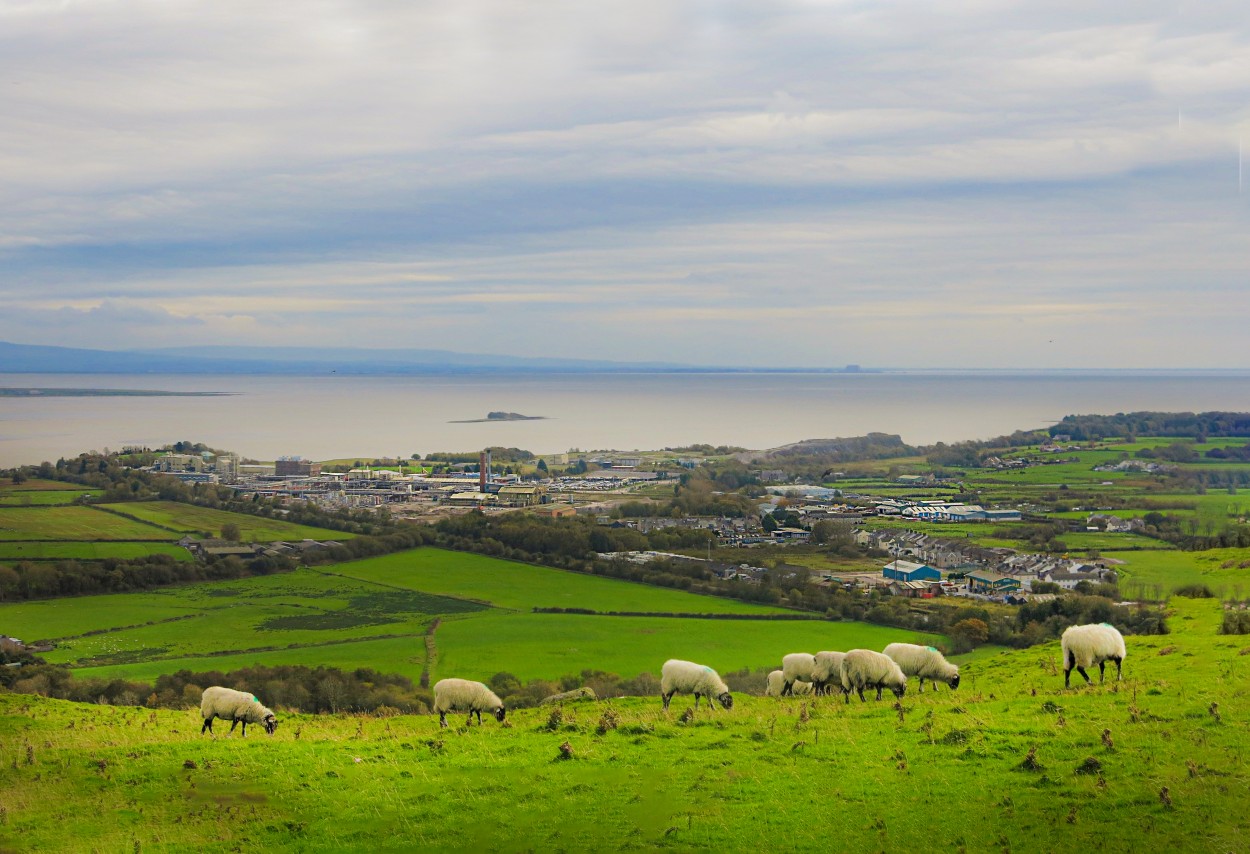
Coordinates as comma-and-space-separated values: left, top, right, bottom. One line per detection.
201, 717, 213, 735
875, 685, 883, 701
662, 691, 672, 710
694, 692, 702, 709
466, 711, 474, 727
857, 687, 866, 702
475, 710, 483, 725
241, 720, 248, 737
1098, 661, 1106, 683
1075, 665, 1091, 684
1064, 650, 1075, 687
781, 681, 792, 697
229, 719, 240, 734
1113, 657, 1123, 680
438, 711, 448, 728
918, 678, 926, 693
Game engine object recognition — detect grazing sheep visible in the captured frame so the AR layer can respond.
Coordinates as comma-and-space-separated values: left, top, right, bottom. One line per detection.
200, 686, 277, 736
781, 652, 817, 696
1061, 624, 1126, 687
766, 669, 814, 697
812, 651, 849, 697
883, 643, 961, 692
433, 678, 507, 727
840, 649, 908, 703
660, 659, 733, 711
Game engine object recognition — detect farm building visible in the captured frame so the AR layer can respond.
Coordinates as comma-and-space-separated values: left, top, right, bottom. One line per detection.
532, 504, 576, 518
967, 570, 1021, 594
882, 559, 941, 582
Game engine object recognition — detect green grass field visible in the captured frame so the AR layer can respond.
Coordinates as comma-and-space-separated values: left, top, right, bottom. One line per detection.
0, 597, 1244, 852
99, 501, 357, 541
431, 611, 936, 683
0, 541, 192, 561
328, 549, 793, 614
1106, 548, 1250, 596
0, 489, 100, 506
1, 549, 939, 687
0, 478, 91, 492
0, 506, 171, 541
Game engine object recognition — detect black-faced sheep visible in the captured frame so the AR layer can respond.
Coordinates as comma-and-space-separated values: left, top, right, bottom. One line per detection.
200, 686, 277, 736
1061, 623, 1126, 687
883, 642, 960, 692
840, 649, 908, 702
766, 669, 813, 697
432, 678, 507, 727
812, 651, 849, 697
781, 652, 817, 696
660, 659, 733, 711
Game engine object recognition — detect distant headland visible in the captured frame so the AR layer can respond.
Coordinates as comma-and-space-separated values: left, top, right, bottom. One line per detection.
449, 411, 548, 423
0, 388, 234, 397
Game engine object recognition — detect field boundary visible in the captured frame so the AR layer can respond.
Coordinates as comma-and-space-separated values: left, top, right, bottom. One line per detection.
530, 607, 824, 621
420, 618, 441, 688
90, 504, 186, 535
70, 630, 430, 668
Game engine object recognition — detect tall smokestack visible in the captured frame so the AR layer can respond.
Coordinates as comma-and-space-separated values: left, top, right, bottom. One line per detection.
479, 451, 487, 492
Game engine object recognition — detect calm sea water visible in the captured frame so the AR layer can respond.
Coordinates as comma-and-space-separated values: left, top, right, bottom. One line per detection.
3, 371, 1250, 467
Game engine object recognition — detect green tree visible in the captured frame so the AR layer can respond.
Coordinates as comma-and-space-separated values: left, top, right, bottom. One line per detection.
950, 618, 989, 652
221, 522, 242, 542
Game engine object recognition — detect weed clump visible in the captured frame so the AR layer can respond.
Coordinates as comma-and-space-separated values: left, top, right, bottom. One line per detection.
545, 707, 564, 732
1101, 729, 1114, 750
678, 707, 696, 724
556, 741, 574, 761
595, 707, 620, 735
1018, 746, 1044, 772
1041, 701, 1062, 714
939, 729, 970, 746
1075, 756, 1102, 775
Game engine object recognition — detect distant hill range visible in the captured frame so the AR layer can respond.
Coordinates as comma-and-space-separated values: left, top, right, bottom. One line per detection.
0, 341, 858, 376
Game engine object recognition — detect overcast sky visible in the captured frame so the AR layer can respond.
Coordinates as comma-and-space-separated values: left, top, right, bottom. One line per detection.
1, 0, 1247, 368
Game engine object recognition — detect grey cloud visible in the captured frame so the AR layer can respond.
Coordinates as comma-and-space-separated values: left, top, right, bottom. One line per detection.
0, 1, 1247, 366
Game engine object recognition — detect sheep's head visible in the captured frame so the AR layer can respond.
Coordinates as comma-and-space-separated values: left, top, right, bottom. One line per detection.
949, 673, 961, 690
494, 706, 507, 723
891, 684, 907, 699
717, 692, 734, 710
263, 714, 278, 735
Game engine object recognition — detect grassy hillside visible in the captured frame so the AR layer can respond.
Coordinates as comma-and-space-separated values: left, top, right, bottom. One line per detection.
3, 548, 936, 685
0, 597, 1243, 852
0, 506, 171, 541
98, 501, 357, 541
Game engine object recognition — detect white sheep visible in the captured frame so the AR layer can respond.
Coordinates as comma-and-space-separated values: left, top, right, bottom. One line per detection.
781, 652, 817, 696
200, 686, 277, 736
840, 649, 908, 702
812, 651, 849, 697
1061, 623, 1126, 687
766, 669, 814, 697
660, 659, 733, 711
883, 643, 961, 692
432, 678, 507, 727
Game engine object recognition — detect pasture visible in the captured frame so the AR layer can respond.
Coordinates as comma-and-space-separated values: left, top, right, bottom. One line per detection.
0, 506, 171, 541
2, 549, 937, 687
0, 542, 192, 562
0, 598, 1244, 853
328, 548, 793, 614
0, 489, 100, 506
98, 501, 357, 541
